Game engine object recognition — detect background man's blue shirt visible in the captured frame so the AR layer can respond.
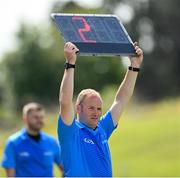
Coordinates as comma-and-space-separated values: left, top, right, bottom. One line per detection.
58, 111, 117, 177
1, 129, 62, 177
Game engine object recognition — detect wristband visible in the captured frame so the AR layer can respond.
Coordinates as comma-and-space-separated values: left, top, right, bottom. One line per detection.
128, 66, 140, 72
64, 62, 75, 70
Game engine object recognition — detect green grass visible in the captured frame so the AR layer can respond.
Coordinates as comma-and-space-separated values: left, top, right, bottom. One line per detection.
110, 100, 180, 176
0, 99, 179, 177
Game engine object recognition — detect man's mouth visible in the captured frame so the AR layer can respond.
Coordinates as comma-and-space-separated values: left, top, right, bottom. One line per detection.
91, 117, 98, 120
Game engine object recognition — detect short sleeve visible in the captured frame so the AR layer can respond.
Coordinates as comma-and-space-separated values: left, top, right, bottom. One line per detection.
57, 115, 77, 143
99, 111, 117, 139
54, 139, 62, 166
1, 139, 15, 168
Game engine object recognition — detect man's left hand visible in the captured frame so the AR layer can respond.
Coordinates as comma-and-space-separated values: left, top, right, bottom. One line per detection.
129, 42, 144, 68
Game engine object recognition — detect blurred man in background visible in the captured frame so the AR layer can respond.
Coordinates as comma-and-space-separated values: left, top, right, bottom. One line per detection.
1, 102, 63, 177
58, 42, 143, 176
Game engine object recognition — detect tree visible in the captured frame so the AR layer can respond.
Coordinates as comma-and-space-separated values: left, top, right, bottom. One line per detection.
104, 0, 180, 101
2, 23, 63, 108
132, 0, 180, 101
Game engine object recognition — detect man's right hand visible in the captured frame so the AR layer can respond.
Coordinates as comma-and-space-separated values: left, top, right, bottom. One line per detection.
64, 42, 79, 64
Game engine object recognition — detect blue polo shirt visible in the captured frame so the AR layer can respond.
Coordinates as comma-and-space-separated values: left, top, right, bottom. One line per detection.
58, 111, 117, 177
1, 129, 62, 177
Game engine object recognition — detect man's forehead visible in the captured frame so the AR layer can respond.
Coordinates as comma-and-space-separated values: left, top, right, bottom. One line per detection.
83, 95, 102, 104
28, 109, 45, 116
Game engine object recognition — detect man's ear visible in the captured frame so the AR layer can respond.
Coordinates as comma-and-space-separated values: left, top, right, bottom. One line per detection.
76, 104, 81, 114
22, 116, 27, 124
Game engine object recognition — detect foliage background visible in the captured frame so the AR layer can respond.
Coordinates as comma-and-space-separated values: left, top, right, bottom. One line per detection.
0, 0, 179, 176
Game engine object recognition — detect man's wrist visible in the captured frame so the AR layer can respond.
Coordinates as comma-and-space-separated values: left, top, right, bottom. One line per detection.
64, 62, 75, 70
65, 60, 75, 65
128, 66, 140, 72
130, 63, 141, 68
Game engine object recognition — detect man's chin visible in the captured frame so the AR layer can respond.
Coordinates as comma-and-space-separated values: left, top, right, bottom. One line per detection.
32, 127, 42, 133
90, 121, 99, 129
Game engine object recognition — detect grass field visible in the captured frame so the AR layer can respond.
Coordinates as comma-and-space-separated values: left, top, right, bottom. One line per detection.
0, 98, 179, 177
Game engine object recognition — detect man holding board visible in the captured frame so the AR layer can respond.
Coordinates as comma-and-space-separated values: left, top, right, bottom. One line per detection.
57, 41, 143, 176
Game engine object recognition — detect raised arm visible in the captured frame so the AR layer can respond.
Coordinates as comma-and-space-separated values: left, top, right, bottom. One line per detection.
110, 42, 143, 125
59, 42, 79, 125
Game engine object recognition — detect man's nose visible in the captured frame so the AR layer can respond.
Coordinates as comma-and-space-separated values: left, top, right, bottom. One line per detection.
93, 109, 99, 115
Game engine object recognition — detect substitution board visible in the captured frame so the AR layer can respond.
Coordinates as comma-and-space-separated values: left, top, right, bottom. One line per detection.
51, 13, 135, 56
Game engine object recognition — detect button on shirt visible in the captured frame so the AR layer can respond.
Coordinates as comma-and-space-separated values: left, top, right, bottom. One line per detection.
58, 111, 117, 177
1, 129, 62, 177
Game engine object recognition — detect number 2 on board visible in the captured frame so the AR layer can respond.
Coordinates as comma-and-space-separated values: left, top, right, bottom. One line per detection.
72, 16, 96, 43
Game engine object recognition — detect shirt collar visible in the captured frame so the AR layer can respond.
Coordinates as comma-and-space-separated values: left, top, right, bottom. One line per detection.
76, 121, 99, 135
20, 128, 45, 140
76, 121, 86, 129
